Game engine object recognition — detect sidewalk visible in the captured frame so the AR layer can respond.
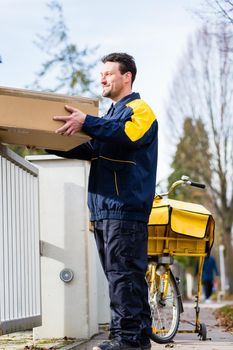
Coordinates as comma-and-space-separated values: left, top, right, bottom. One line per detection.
77, 301, 233, 350
0, 301, 233, 350
170, 301, 233, 349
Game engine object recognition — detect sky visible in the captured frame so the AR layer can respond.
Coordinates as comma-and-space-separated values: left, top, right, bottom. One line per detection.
0, 0, 204, 186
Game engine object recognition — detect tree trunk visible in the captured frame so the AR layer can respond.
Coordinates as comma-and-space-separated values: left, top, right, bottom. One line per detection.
223, 231, 233, 293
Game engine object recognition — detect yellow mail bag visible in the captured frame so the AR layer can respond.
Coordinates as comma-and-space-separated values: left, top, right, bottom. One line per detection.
147, 198, 215, 256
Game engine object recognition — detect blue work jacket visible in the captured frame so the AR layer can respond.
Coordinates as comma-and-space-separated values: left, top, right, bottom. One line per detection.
49, 92, 158, 223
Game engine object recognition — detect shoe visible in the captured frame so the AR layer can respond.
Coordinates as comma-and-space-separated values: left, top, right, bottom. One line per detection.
204, 298, 212, 304
93, 339, 141, 350
140, 338, 151, 350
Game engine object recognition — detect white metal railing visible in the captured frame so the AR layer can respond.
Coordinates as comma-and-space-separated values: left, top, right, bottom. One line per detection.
0, 145, 41, 334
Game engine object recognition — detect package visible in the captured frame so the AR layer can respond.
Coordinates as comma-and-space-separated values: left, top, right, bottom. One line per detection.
0, 86, 99, 151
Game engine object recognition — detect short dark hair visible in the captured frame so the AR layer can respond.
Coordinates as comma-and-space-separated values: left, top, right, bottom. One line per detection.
101, 52, 137, 84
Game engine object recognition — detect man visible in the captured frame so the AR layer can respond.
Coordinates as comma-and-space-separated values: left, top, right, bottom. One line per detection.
202, 255, 219, 302
195, 255, 219, 302
49, 53, 158, 350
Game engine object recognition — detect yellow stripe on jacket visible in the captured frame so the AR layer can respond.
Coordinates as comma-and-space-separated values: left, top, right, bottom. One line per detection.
124, 99, 156, 142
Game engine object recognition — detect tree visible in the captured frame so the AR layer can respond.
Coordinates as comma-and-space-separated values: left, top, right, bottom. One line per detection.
168, 117, 212, 271
11, 0, 99, 157
166, 24, 233, 292
168, 117, 212, 204
201, 0, 233, 25
31, 0, 98, 96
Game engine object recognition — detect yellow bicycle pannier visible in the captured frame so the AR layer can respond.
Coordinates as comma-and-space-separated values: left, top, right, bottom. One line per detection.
148, 198, 215, 256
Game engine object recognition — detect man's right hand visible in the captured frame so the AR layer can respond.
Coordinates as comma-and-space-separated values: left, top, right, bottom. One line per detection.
53, 105, 87, 136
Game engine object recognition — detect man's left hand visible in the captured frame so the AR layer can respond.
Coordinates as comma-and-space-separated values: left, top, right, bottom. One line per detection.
53, 105, 86, 136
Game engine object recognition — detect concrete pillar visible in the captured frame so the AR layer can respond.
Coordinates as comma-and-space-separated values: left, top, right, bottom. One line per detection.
27, 155, 110, 340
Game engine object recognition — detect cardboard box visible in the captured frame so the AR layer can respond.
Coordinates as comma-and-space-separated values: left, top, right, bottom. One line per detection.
0, 86, 99, 151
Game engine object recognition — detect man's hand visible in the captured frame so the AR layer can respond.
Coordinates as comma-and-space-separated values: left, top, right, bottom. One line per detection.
53, 105, 87, 136
214, 276, 220, 290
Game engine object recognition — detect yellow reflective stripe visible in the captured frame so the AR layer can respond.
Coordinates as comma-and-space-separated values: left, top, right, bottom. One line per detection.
125, 99, 156, 142
100, 155, 136, 165
92, 155, 136, 165
114, 171, 119, 196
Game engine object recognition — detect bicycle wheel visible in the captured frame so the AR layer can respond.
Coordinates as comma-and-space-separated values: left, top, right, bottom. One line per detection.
147, 263, 181, 344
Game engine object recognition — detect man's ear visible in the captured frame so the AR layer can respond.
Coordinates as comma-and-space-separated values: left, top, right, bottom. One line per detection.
124, 71, 132, 84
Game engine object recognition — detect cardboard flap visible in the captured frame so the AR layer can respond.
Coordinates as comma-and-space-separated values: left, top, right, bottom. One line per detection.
0, 86, 98, 151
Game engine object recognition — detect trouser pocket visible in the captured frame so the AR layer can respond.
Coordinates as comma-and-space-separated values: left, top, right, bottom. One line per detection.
104, 220, 148, 273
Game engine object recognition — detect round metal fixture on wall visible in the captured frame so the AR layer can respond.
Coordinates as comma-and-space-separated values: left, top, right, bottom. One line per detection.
60, 268, 74, 283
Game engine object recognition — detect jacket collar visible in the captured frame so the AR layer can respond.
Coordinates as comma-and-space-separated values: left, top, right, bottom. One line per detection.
106, 92, 140, 116
114, 92, 140, 109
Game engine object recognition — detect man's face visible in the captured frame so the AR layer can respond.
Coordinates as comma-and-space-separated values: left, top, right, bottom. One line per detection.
100, 61, 131, 101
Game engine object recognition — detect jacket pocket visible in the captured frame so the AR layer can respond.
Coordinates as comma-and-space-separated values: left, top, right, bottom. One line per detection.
99, 156, 136, 197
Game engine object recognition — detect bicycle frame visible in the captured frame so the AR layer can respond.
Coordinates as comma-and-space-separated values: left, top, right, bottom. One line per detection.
147, 175, 213, 341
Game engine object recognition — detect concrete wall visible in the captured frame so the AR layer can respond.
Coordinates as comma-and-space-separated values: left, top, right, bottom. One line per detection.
27, 155, 110, 340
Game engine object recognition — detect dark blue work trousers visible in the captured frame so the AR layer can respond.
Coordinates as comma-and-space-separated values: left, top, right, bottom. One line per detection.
94, 219, 152, 346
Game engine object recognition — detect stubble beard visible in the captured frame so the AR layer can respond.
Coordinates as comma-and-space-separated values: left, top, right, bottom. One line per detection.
102, 91, 111, 98
102, 85, 112, 98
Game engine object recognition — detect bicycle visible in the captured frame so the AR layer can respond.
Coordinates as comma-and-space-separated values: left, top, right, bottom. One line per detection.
146, 175, 215, 344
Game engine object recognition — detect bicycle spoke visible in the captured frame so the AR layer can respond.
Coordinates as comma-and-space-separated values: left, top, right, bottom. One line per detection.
148, 265, 181, 343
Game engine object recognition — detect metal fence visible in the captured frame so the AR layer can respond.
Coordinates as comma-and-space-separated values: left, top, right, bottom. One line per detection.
0, 145, 41, 334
